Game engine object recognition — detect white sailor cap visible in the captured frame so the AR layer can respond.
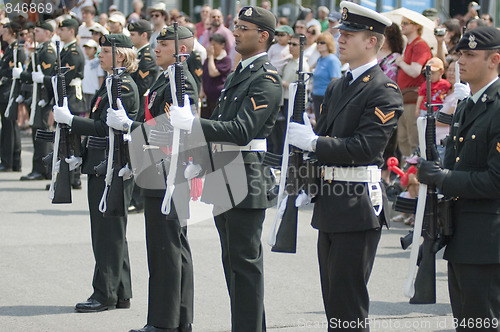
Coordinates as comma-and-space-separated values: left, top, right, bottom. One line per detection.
337, 1, 392, 34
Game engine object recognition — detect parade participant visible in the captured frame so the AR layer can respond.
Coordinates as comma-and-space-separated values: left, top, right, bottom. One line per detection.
417, 27, 500, 330
106, 26, 198, 332
169, 6, 282, 332
0, 22, 25, 172
287, 2, 403, 330
53, 34, 139, 312
18, 21, 56, 181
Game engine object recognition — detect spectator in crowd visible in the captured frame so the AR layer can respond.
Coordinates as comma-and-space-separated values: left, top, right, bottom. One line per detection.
128, 13, 141, 24
435, 59, 458, 148
79, 6, 97, 51
435, 18, 462, 66
99, 13, 109, 27
184, 22, 207, 63
147, 2, 168, 50
200, 9, 235, 66
169, 8, 180, 24
311, 32, 341, 122
317, 6, 329, 32
481, 13, 494, 27
304, 22, 321, 68
466, 18, 487, 31
196, 4, 211, 40
128, 0, 146, 20
378, 23, 404, 82
82, 39, 104, 117
327, 12, 341, 57
294, 20, 306, 35
71, 0, 93, 21
422, 8, 440, 26
89, 23, 109, 43
415, 57, 451, 119
395, 15, 432, 157
108, 5, 119, 16
108, 13, 129, 36
200, 33, 232, 119
268, 25, 293, 74
462, 1, 480, 24
278, 17, 289, 27
261, 0, 271, 11
304, 8, 319, 27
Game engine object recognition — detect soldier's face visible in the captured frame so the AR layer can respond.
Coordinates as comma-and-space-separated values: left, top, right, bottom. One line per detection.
57, 27, 72, 43
457, 49, 500, 85
338, 30, 373, 68
233, 19, 266, 57
98, 46, 124, 72
34, 27, 50, 43
155, 39, 175, 69
129, 31, 143, 48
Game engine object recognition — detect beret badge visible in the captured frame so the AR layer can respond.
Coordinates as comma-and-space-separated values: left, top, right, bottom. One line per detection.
469, 34, 477, 49
244, 7, 253, 16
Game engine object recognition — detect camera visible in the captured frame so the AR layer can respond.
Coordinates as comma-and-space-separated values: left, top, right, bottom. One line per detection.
434, 28, 447, 36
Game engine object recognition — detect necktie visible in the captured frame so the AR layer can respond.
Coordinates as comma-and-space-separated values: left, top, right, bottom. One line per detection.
234, 62, 242, 76
461, 97, 475, 125
342, 71, 353, 91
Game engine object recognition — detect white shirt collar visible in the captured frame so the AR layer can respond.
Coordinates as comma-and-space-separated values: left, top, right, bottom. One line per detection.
215, 49, 227, 61
241, 52, 267, 70
137, 43, 149, 53
63, 40, 77, 49
347, 59, 378, 83
471, 77, 499, 103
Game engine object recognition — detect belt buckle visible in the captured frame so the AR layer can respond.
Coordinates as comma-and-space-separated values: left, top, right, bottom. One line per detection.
323, 166, 333, 181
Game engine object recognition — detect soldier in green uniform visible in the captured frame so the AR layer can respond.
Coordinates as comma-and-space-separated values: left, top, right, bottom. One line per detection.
18, 21, 56, 181
418, 27, 500, 330
53, 34, 139, 312
170, 7, 282, 332
107, 26, 198, 332
0, 22, 25, 172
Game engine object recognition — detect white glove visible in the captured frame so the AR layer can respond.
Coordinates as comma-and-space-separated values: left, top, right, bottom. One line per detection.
295, 189, 311, 207
15, 95, 24, 103
38, 99, 47, 107
53, 97, 74, 125
118, 163, 133, 180
184, 162, 202, 180
106, 99, 133, 131
453, 82, 471, 101
169, 94, 194, 131
288, 112, 318, 152
64, 155, 82, 171
54, 160, 60, 172
32, 65, 44, 83
12, 66, 22, 79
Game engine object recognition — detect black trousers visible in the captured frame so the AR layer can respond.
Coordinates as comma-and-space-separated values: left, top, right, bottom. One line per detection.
448, 262, 500, 331
144, 196, 193, 329
30, 104, 52, 175
87, 175, 133, 305
214, 208, 266, 332
318, 228, 381, 332
0, 102, 21, 169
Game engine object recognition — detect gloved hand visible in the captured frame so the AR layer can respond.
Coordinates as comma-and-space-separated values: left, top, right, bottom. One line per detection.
53, 97, 74, 125
32, 65, 44, 83
417, 158, 449, 188
38, 99, 47, 107
12, 66, 22, 79
118, 163, 133, 180
64, 155, 82, 171
169, 95, 194, 131
184, 162, 202, 180
106, 99, 133, 131
453, 82, 471, 100
15, 95, 24, 103
288, 112, 318, 152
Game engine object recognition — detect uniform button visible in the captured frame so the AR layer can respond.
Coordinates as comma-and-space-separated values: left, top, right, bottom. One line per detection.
456, 157, 460, 162
459, 137, 464, 142
234, 97, 237, 101
472, 135, 476, 139
453, 136, 456, 141
224, 96, 227, 100
218, 114, 222, 118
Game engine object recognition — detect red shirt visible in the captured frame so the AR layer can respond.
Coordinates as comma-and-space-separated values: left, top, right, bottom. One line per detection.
195, 21, 205, 39
418, 78, 451, 111
397, 36, 432, 90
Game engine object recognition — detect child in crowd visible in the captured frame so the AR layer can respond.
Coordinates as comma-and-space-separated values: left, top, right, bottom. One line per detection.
415, 57, 451, 117
82, 39, 105, 117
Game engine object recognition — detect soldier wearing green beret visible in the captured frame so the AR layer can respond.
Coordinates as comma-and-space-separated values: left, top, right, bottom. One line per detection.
53, 33, 139, 313
107, 25, 198, 332
418, 26, 500, 328
18, 21, 56, 181
170, 6, 282, 332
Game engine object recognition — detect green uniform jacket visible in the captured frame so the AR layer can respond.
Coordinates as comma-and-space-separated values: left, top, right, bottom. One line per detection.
131, 44, 158, 122
0, 40, 26, 116
442, 79, 500, 264
199, 55, 282, 209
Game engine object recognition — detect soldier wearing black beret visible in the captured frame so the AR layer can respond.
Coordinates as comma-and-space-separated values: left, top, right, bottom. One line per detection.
106, 25, 198, 332
169, 6, 282, 332
418, 26, 500, 328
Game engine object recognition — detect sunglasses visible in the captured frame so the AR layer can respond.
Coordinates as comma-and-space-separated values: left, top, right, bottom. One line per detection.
151, 14, 161, 18
306, 29, 316, 35
401, 21, 413, 26
317, 41, 326, 45
295, 25, 305, 29
276, 33, 288, 37
233, 24, 263, 32
288, 42, 299, 46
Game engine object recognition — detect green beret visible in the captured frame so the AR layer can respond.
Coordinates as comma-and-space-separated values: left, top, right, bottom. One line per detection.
157, 25, 193, 41
99, 34, 134, 48
59, 19, 79, 30
238, 6, 276, 33
456, 27, 500, 52
128, 19, 152, 34
36, 21, 53, 32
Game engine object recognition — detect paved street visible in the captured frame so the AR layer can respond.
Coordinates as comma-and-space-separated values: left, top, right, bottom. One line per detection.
0, 133, 454, 331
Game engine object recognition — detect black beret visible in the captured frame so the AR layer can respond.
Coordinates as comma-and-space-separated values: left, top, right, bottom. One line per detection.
99, 34, 134, 48
157, 25, 193, 41
4, 22, 22, 34
238, 6, 276, 33
456, 27, 500, 52
128, 19, 152, 34
36, 21, 53, 32
59, 19, 79, 30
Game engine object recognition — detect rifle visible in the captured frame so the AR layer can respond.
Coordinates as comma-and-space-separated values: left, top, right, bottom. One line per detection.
99, 40, 128, 217
5, 42, 20, 118
268, 35, 316, 253
28, 32, 37, 126
161, 22, 188, 215
404, 65, 440, 303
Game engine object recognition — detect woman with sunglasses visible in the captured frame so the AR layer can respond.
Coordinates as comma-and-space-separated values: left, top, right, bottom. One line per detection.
304, 23, 321, 68
312, 32, 341, 124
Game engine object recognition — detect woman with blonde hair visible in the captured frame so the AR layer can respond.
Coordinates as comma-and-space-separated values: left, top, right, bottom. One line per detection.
53, 34, 140, 313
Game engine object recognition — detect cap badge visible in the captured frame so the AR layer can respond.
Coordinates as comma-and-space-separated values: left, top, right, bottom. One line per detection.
342, 8, 348, 21
363, 75, 370, 82
468, 34, 477, 49
244, 8, 253, 16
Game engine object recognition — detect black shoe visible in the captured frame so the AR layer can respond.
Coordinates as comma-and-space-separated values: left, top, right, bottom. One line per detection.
116, 298, 130, 309
75, 298, 115, 313
129, 325, 176, 332
128, 205, 144, 214
179, 323, 192, 332
20, 172, 48, 181
12, 166, 21, 172
0, 164, 13, 172
71, 179, 82, 190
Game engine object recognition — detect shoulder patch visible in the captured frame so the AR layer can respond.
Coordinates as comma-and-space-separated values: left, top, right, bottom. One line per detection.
264, 74, 277, 83
263, 62, 278, 74
374, 107, 395, 124
194, 68, 203, 77
122, 85, 130, 91
41, 62, 51, 70
251, 97, 268, 111
138, 70, 149, 79
497, 142, 500, 154
385, 82, 399, 90
144, 57, 153, 61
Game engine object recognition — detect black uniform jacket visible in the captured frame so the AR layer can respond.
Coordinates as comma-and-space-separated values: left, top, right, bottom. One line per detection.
0, 40, 26, 103
312, 64, 403, 233
198, 55, 282, 209
73, 72, 139, 174
441, 79, 500, 264
131, 44, 158, 121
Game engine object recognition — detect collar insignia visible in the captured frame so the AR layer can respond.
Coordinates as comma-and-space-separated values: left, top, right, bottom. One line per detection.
363, 75, 370, 82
